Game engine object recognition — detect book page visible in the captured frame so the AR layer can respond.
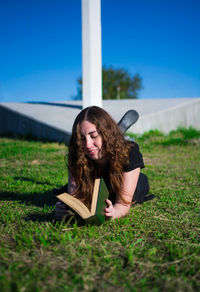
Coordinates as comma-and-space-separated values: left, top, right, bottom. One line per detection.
57, 193, 91, 219
90, 178, 101, 215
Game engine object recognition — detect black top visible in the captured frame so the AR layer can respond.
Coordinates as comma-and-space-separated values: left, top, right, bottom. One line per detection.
123, 142, 144, 172
102, 142, 144, 202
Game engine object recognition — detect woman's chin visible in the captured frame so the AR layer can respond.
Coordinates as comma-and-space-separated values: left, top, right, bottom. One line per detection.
86, 151, 102, 160
88, 154, 100, 160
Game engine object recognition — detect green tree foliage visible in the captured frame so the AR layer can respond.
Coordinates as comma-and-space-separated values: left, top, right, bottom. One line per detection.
75, 66, 142, 100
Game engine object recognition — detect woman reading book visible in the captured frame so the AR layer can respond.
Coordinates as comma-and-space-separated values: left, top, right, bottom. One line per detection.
55, 106, 151, 220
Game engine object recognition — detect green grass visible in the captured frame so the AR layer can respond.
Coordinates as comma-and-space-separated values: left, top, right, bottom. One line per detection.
0, 128, 200, 291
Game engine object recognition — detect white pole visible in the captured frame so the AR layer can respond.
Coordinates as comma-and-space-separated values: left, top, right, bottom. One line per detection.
81, 0, 102, 109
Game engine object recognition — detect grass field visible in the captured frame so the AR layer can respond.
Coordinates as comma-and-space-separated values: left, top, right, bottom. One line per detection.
0, 128, 200, 291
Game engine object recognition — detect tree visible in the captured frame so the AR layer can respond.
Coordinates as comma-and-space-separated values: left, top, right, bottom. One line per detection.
75, 66, 142, 100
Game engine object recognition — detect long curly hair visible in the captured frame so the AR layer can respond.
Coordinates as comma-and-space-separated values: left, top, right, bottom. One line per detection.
68, 106, 132, 209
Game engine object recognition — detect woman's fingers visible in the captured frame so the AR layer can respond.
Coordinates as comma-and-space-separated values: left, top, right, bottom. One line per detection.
105, 199, 113, 213
105, 199, 115, 218
105, 199, 112, 207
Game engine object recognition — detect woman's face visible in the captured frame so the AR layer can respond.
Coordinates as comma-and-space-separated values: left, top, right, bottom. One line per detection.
79, 120, 104, 160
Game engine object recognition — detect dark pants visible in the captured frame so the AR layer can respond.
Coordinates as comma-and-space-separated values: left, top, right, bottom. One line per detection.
133, 173, 150, 203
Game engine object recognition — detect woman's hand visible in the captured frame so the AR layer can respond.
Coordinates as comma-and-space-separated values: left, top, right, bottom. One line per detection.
105, 199, 117, 219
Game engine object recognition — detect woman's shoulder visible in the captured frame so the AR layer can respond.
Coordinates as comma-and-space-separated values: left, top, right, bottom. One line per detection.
123, 141, 144, 172
129, 141, 139, 149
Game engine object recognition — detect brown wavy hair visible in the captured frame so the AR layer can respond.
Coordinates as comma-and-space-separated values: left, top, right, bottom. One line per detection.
68, 106, 132, 209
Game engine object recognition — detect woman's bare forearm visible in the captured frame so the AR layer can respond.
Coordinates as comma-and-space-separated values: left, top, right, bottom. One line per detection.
113, 203, 130, 218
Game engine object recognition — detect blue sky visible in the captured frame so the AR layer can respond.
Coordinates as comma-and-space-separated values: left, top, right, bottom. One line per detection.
0, 0, 199, 102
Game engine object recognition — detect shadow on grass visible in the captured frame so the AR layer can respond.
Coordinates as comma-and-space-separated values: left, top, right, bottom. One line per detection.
0, 190, 57, 207
0, 189, 84, 224
0, 189, 59, 223
25, 211, 55, 222
25, 210, 84, 226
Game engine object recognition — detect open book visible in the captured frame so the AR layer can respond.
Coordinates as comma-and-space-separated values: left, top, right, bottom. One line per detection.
56, 178, 109, 225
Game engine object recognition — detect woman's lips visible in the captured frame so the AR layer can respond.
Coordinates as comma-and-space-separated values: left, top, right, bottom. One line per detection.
88, 148, 98, 155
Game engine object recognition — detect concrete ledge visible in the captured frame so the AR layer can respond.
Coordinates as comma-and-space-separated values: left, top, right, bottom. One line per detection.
0, 105, 71, 143
129, 98, 200, 134
0, 98, 199, 143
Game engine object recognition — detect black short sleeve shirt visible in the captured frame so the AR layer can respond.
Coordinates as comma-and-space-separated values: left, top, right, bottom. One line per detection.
123, 142, 144, 172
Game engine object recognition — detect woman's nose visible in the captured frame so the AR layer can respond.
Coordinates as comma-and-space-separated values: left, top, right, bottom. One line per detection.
85, 137, 92, 149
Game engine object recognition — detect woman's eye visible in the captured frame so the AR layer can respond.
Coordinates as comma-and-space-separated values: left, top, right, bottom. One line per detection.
91, 135, 98, 139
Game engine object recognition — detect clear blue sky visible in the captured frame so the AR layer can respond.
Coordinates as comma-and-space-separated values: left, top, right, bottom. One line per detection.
0, 0, 199, 102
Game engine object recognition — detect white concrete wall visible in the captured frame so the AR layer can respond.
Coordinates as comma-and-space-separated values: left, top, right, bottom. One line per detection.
130, 99, 200, 134
0, 98, 199, 143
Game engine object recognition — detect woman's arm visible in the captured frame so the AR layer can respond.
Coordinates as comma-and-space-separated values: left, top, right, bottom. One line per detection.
105, 167, 140, 219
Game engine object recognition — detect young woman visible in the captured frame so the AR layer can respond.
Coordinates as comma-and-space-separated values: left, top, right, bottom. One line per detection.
55, 106, 150, 220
